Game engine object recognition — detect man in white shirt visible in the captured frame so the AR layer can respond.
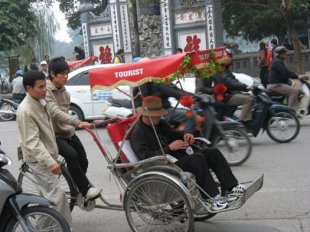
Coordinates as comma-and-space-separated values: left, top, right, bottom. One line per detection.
40, 60, 49, 78
12, 70, 26, 102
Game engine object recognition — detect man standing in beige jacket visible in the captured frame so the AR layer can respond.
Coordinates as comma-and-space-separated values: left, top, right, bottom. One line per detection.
16, 71, 72, 227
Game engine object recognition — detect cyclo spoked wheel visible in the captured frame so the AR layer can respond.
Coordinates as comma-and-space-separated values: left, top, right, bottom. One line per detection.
0, 103, 15, 121
212, 127, 252, 166
4, 206, 70, 232
124, 175, 194, 232
17, 163, 77, 211
266, 111, 300, 143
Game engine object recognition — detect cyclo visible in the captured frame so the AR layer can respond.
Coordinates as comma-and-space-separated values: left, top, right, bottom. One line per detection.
18, 47, 263, 231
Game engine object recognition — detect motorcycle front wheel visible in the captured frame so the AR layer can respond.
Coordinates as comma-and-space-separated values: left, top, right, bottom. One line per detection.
4, 206, 70, 232
212, 127, 252, 166
266, 111, 300, 143
0, 103, 15, 121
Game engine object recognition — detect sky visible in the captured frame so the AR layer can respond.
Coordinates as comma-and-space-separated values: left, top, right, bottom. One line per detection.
52, 2, 72, 43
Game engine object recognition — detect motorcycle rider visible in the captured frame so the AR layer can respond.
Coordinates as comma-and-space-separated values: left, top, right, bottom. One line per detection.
196, 48, 254, 124
11, 70, 26, 102
267, 46, 307, 111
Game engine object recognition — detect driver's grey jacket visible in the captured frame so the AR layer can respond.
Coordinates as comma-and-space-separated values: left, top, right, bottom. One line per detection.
45, 80, 80, 138
17, 94, 58, 168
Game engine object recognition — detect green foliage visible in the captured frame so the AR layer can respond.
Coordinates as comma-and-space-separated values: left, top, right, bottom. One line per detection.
57, 0, 109, 30
0, 0, 37, 51
0, 0, 59, 71
221, 0, 310, 41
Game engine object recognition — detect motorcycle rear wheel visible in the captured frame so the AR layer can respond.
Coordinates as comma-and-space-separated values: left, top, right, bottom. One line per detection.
266, 111, 300, 143
4, 206, 70, 232
212, 127, 252, 166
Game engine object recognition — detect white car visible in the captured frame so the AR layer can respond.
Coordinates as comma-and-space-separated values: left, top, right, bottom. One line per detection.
66, 64, 130, 120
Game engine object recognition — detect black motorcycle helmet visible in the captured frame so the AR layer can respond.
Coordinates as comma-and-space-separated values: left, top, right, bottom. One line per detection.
275, 46, 288, 55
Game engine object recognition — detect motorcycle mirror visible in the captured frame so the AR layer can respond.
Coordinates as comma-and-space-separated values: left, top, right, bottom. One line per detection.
0, 154, 12, 167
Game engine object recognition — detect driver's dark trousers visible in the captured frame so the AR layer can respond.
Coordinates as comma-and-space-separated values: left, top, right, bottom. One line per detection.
56, 134, 90, 196
175, 147, 238, 198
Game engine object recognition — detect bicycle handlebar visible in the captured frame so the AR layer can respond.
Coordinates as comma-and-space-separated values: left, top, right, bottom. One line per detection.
90, 118, 121, 129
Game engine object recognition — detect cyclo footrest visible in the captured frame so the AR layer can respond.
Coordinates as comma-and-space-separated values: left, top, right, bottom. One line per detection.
207, 174, 264, 214
243, 174, 264, 203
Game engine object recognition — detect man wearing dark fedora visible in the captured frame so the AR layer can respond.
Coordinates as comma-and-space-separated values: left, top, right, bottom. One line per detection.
129, 95, 245, 211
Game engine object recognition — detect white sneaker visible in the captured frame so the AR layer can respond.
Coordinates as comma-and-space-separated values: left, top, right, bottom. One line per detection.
227, 184, 245, 202
85, 187, 102, 201
200, 195, 228, 212
209, 198, 228, 211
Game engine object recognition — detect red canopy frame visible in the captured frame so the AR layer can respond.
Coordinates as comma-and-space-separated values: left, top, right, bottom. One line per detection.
68, 56, 98, 69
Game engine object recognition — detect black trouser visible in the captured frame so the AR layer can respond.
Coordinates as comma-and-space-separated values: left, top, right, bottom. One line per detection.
175, 147, 238, 198
56, 134, 90, 196
259, 66, 269, 88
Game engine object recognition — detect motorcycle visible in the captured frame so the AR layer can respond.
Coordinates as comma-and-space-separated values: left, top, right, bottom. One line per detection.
192, 94, 252, 166
268, 79, 310, 119
0, 141, 70, 231
222, 87, 300, 143
0, 97, 18, 121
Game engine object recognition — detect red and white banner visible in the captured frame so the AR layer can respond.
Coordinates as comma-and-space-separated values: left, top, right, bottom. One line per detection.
89, 53, 187, 90
89, 47, 228, 90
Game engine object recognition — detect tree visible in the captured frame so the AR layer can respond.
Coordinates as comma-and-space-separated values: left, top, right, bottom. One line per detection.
221, 0, 310, 73
0, 1, 59, 73
0, 0, 37, 51
57, 0, 109, 30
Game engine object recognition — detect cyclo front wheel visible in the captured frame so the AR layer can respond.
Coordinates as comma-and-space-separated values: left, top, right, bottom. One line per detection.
4, 206, 70, 232
212, 127, 252, 166
124, 175, 194, 232
17, 163, 77, 211
266, 111, 300, 143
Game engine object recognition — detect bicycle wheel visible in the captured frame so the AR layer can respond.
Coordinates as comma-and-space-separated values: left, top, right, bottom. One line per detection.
124, 175, 194, 232
212, 127, 252, 166
4, 206, 70, 232
266, 111, 300, 143
17, 163, 77, 211
0, 103, 15, 121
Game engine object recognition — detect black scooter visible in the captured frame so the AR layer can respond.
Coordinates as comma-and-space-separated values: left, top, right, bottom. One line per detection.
222, 88, 300, 143
0, 141, 70, 232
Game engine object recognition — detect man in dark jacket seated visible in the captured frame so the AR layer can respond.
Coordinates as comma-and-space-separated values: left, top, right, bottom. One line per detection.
129, 96, 245, 211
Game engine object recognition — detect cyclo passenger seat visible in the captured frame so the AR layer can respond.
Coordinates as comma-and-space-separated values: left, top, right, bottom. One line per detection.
107, 114, 139, 165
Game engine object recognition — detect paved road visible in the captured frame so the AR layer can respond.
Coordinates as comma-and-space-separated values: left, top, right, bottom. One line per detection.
1, 118, 310, 232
